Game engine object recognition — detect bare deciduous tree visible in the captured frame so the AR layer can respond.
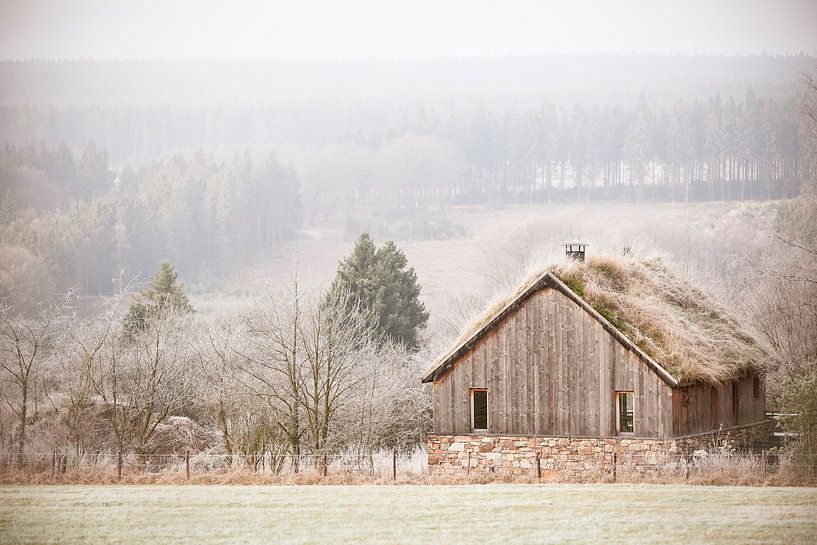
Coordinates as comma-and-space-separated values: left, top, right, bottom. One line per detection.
128, 315, 190, 461
298, 295, 373, 463
89, 317, 129, 464
55, 296, 124, 455
239, 280, 306, 469
0, 305, 62, 457
346, 342, 431, 459
89, 312, 190, 465
192, 316, 243, 458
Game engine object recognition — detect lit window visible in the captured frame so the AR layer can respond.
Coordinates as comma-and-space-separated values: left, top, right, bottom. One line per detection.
616, 391, 634, 434
471, 389, 488, 432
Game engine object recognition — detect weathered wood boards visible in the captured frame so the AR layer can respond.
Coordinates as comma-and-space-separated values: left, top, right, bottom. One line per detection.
431, 286, 765, 438
672, 375, 766, 436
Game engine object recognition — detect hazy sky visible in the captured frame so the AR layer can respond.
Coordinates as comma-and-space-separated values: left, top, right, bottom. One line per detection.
1, 0, 816, 60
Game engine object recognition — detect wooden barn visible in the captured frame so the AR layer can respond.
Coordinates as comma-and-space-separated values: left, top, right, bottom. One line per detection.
422, 252, 767, 446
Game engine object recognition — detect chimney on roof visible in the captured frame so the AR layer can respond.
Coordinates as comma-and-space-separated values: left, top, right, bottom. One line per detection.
563, 241, 588, 262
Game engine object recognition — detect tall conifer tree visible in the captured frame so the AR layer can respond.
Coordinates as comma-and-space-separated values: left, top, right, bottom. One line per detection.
327, 233, 428, 350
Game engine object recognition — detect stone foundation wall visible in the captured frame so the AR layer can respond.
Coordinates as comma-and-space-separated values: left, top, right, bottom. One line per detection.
428, 423, 773, 479
427, 435, 681, 479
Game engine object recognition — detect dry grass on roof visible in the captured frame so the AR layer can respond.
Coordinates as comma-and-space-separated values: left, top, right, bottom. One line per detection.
431, 255, 764, 385
549, 256, 764, 384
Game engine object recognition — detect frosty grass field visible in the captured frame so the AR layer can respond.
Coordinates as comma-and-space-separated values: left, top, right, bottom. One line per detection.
1, 484, 816, 545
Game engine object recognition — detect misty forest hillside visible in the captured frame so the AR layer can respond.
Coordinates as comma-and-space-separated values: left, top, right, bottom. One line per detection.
213, 200, 778, 344
1, 55, 812, 321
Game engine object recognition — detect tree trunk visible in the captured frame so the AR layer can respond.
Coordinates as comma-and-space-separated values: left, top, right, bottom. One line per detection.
17, 385, 27, 464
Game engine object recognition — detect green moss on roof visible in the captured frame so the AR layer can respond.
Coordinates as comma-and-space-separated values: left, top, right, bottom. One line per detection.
549, 256, 764, 384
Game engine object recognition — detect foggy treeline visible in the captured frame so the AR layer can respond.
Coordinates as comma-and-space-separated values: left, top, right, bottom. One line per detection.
0, 145, 301, 314
1, 55, 815, 313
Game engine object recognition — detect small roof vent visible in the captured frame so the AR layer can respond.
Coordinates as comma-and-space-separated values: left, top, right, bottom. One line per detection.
563, 240, 588, 262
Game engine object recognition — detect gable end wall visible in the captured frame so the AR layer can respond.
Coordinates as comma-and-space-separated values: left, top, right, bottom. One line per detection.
432, 286, 674, 438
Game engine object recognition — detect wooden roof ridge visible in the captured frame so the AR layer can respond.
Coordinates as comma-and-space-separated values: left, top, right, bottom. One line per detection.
421, 271, 680, 387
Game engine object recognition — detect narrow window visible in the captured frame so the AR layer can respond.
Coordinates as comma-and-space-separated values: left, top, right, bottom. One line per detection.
616, 391, 634, 434
753, 376, 761, 400
471, 389, 488, 432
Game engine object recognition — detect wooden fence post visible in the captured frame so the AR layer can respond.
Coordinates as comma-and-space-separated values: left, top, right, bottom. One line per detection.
52, 451, 56, 479
467, 451, 471, 475
536, 454, 541, 480
392, 450, 397, 481
612, 453, 617, 483
117, 450, 122, 481
323, 453, 328, 477
185, 450, 190, 481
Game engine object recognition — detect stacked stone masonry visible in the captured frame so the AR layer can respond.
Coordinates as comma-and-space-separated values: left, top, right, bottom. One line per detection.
427, 429, 770, 479
428, 435, 680, 479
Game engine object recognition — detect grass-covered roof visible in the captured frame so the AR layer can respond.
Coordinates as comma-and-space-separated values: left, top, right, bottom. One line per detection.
425, 256, 764, 386
550, 256, 763, 384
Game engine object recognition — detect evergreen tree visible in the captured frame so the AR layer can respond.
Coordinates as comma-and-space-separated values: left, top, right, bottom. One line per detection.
327, 233, 428, 351
124, 261, 193, 334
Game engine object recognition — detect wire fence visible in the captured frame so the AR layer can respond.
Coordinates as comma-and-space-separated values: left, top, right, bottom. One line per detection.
561, 451, 811, 479
0, 450, 428, 481
2, 450, 815, 484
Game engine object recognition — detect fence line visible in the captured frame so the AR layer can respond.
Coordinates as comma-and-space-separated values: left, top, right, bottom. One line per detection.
2, 450, 815, 484
0, 450, 428, 480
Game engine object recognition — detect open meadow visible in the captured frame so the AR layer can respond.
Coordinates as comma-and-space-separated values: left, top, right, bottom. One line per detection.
1, 484, 816, 545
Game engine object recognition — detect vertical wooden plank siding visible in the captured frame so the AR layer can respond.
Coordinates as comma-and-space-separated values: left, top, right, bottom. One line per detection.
672, 374, 766, 436
531, 294, 541, 436
431, 287, 676, 438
